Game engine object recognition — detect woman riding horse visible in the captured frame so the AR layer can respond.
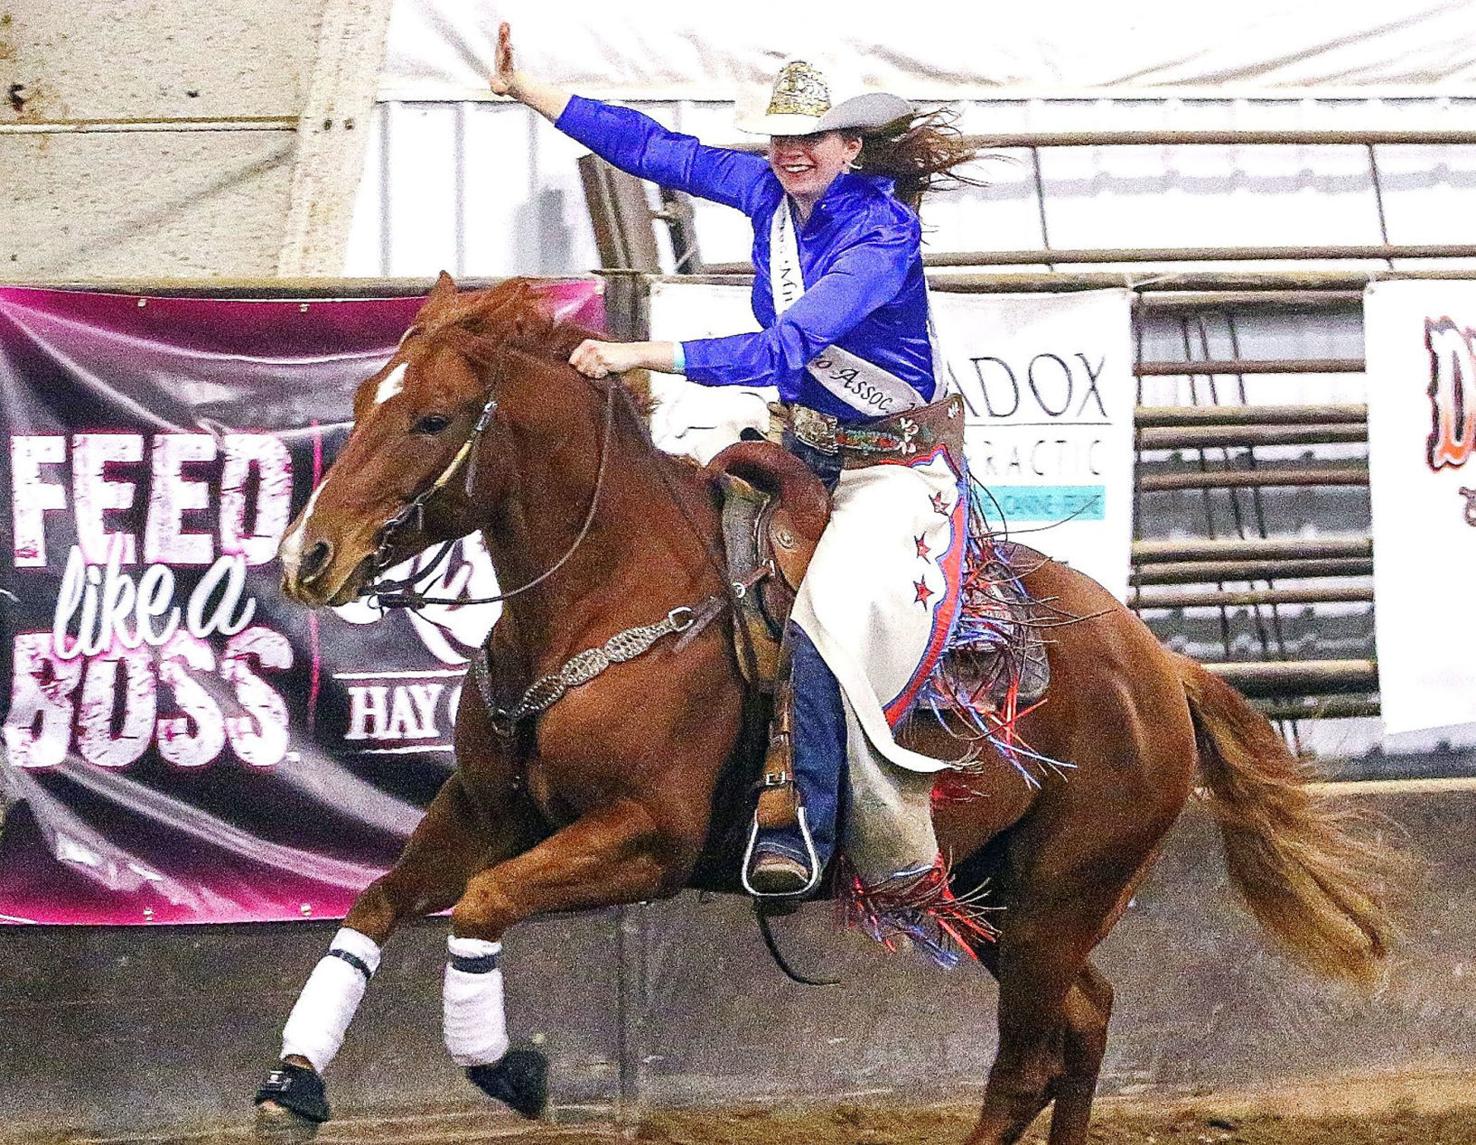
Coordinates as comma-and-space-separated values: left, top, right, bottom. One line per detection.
498, 26, 984, 901
255, 31, 1398, 1145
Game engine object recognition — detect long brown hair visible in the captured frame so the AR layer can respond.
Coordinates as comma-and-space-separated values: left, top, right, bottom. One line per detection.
852, 107, 984, 214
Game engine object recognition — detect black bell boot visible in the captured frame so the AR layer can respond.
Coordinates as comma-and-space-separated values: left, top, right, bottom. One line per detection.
466, 1047, 549, 1119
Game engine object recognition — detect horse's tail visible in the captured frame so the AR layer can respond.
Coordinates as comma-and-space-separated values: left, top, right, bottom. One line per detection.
1175, 655, 1402, 986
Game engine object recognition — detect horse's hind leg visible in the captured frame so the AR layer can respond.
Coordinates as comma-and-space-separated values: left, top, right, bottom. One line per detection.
964, 935, 1074, 1144
1045, 963, 1114, 1145
255, 773, 521, 1140
964, 887, 1128, 1145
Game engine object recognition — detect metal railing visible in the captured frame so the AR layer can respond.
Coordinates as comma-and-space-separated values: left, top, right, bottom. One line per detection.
710, 127, 1476, 151
955, 128, 1476, 147
705, 245, 1476, 276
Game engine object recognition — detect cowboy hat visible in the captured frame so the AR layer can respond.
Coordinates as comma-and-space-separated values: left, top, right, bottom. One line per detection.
736, 59, 914, 136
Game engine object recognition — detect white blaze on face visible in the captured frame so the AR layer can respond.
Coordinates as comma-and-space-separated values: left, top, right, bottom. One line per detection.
374, 362, 408, 406
278, 483, 324, 574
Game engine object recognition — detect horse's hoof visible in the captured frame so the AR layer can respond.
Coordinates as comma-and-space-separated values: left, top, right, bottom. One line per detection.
254, 1063, 329, 1141
466, 1047, 549, 1119
254, 1101, 322, 1144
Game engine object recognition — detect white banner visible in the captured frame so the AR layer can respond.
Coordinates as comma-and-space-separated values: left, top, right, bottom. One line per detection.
1365, 281, 1476, 736
648, 283, 1136, 599
936, 289, 1136, 599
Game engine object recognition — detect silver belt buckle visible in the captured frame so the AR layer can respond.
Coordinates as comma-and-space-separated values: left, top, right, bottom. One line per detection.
789, 405, 839, 454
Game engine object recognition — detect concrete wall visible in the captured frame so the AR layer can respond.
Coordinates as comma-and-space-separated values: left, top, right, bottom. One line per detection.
0, 780, 1470, 1141
0, 0, 387, 278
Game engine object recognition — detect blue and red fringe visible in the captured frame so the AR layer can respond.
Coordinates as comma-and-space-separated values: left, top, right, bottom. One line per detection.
834, 853, 999, 969
915, 476, 1070, 790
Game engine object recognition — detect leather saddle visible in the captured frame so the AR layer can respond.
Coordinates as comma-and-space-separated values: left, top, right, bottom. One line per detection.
704, 438, 1051, 714
706, 440, 830, 688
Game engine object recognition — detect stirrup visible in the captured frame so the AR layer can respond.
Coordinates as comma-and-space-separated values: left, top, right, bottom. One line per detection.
747, 850, 812, 896
740, 809, 823, 899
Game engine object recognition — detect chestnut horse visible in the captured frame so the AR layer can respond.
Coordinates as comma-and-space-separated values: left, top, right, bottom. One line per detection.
262, 275, 1394, 1145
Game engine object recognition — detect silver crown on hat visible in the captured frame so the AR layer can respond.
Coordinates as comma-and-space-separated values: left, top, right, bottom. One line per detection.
766, 60, 831, 118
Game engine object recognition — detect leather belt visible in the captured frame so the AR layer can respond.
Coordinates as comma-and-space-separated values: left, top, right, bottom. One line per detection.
787, 404, 924, 457
782, 395, 965, 466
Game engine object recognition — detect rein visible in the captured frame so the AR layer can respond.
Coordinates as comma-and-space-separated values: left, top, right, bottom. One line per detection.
609, 384, 768, 689
455, 380, 773, 739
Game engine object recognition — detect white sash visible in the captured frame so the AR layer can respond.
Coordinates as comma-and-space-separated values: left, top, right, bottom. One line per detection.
769, 200, 925, 418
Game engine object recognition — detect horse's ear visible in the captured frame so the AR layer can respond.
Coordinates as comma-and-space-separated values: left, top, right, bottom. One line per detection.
512, 301, 552, 342
429, 270, 457, 303
471, 278, 544, 343
501, 279, 549, 340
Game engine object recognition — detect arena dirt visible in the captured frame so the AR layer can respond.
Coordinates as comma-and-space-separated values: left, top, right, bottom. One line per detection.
30, 1078, 1476, 1144
517, 1076, 1476, 1145
616, 1099, 1476, 1145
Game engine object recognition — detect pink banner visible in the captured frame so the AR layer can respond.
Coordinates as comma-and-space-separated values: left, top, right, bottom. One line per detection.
0, 282, 604, 924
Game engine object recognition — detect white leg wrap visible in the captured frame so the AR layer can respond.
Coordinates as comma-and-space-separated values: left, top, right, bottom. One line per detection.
442, 936, 509, 1068
280, 927, 382, 1074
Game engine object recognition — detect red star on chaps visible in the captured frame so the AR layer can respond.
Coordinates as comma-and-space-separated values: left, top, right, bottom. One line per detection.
930, 491, 951, 516
914, 533, 931, 561
913, 576, 935, 607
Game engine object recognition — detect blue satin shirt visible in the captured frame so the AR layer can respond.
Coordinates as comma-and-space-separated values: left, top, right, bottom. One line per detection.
555, 96, 937, 424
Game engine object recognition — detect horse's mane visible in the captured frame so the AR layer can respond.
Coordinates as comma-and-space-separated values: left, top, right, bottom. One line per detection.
412, 276, 654, 418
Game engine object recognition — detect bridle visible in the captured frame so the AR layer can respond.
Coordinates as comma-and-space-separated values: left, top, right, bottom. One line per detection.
364, 346, 617, 612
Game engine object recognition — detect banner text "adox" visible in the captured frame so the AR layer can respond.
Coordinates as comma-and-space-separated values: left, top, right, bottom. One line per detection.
957, 353, 1110, 422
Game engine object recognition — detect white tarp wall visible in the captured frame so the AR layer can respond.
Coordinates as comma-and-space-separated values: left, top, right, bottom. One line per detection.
347, 2, 1476, 279
380, 1, 1476, 99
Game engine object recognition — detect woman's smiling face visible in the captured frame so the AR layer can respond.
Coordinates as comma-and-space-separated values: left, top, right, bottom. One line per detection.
768, 130, 862, 203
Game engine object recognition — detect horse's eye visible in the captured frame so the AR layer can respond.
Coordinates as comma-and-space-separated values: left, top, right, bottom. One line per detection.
414, 413, 453, 435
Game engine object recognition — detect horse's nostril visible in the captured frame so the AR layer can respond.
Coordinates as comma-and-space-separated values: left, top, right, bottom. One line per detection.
300, 540, 334, 582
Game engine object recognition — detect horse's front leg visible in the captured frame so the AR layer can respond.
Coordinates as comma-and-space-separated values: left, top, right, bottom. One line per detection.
439, 796, 690, 1116
255, 769, 532, 1139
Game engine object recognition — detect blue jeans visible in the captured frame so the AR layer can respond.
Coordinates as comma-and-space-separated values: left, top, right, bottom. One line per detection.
781, 427, 842, 493
754, 623, 848, 873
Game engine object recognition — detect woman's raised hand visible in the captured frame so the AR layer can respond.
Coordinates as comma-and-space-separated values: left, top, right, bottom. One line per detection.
488, 23, 571, 121
489, 21, 516, 97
